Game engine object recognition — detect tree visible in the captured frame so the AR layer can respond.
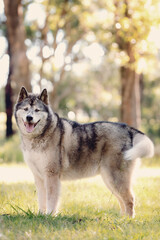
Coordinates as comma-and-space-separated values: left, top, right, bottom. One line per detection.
24, 0, 89, 110
96, 0, 160, 128
113, 0, 143, 128
114, 0, 160, 128
3, 0, 160, 136
4, 0, 31, 137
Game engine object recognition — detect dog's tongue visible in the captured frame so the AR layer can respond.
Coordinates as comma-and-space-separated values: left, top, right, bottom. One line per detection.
25, 123, 35, 133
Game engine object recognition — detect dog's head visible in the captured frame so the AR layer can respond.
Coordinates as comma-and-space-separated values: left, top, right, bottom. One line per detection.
15, 87, 51, 136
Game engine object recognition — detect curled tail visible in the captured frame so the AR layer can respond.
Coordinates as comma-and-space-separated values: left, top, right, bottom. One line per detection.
124, 134, 154, 161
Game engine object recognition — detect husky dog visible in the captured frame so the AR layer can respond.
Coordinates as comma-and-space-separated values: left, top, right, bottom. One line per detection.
14, 87, 154, 217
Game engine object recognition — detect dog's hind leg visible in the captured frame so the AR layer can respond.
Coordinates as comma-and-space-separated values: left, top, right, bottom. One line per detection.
100, 163, 135, 217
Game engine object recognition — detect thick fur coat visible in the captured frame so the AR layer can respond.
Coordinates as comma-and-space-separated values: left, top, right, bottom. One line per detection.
14, 87, 154, 217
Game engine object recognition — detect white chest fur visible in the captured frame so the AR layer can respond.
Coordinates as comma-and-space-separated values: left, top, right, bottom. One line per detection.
23, 150, 47, 179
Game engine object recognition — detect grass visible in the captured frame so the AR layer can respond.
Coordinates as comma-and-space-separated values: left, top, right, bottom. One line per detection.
0, 176, 160, 240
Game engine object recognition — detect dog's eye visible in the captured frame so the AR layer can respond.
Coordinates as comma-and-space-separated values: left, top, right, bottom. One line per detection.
24, 107, 28, 111
35, 109, 40, 112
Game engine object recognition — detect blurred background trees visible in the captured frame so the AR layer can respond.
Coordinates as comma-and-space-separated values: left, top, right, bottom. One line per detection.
0, 0, 160, 143
4, 0, 30, 137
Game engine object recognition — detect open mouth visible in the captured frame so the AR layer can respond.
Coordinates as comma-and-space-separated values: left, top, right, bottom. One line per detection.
23, 120, 40, 133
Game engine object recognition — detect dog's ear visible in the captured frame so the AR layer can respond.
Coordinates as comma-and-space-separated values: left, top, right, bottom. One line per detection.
39, 89, 48, 105
17, 87, 28, 103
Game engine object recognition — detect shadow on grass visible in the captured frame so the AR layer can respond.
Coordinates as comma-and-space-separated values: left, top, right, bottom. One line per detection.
0, 205, 120, 232
2, 205, 160, 239
1, 213, 96, 233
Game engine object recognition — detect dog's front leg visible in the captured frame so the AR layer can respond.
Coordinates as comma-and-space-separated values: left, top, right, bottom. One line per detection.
45, 173, 61, 215
34, 175, 46, 214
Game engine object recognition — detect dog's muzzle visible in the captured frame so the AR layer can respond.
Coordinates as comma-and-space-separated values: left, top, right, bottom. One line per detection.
23, 116, 40, 133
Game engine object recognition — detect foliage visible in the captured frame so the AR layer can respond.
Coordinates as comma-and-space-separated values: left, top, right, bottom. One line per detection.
57, 59, 121, 121
23, 0, 92, 110
1, 0, 160, 140
98, 0, 160, 70
21, 0, 160, 129
0, 134, 23, 164
0, 87, 5, 112
0, 176, 160, 239
142, 76, 160, 143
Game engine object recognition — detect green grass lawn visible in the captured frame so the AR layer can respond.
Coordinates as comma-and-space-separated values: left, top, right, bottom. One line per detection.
0, 175, 160, 240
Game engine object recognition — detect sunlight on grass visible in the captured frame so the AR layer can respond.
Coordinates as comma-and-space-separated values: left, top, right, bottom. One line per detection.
0, 176, 160, 239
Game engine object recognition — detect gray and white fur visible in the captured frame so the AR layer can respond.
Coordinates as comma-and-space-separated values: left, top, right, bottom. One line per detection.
14, 87, 154, 217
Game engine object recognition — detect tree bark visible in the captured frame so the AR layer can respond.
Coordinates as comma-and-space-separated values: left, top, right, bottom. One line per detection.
120, 66, 141, 128
4, 0, 31, 137
5, 81, 13, 137
114, 0, 141, 129
119, 41, 141, 128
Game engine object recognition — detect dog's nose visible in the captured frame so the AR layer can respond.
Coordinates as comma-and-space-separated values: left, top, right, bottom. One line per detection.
26, 115, 33, 122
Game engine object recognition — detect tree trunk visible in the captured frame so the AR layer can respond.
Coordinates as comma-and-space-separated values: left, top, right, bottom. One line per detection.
114, 0, 142, 129
4, 0, 31, 137
120, 66, 141, 128
5, 81, 13, 137
4, 0, 30, 93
